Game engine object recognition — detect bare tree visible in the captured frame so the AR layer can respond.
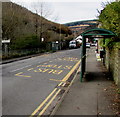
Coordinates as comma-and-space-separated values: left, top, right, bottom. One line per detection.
31, 1, 53, 42
2, 2, 29, 40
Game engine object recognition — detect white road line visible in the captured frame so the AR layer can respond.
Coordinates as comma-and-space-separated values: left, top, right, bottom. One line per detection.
10, 65, 32, 72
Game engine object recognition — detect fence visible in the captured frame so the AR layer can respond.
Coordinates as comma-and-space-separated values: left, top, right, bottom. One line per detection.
2, 48, 46, 60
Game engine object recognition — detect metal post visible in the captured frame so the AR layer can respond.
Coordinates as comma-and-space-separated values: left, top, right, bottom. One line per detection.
80, 36, 86, 82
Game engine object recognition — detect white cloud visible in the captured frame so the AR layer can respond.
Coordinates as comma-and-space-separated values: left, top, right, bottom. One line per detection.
11, 0, 114, 3
10, 0, 115, 23
0, 0, 10, 2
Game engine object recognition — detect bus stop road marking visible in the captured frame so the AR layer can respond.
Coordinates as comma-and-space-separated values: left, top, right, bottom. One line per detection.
62, 60, 81, 82
57, 57, 79, 62
15, 72, 31, 78
27, 68, 34, 71
30, 60, 81, 116
14, 61, 79, 78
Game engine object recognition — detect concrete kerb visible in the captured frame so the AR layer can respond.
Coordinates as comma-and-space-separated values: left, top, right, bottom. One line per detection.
49, 64, 81, 116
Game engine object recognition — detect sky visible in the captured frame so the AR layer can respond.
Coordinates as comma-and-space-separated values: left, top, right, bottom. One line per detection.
10, 0, 115, 24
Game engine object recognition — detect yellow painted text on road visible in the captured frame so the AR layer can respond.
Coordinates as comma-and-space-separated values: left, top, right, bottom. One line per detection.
37, 64, 72, 69
34, 68, 63, 75
57, 57, 79, 62
15, 72, 31, 78
30, 60, 81, 116
27, 68, 34, 71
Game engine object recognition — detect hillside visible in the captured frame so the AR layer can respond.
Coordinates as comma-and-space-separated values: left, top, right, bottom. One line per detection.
2, 2, 72, 50
64, 19, 99, 35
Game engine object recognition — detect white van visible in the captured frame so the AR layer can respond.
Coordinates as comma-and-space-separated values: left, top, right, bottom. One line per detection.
69, 41, 77, 49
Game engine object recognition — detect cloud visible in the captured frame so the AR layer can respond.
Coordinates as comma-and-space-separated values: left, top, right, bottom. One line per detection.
0, 0, 10, 2
11, 0, 114, 3
10, 0, 114, 23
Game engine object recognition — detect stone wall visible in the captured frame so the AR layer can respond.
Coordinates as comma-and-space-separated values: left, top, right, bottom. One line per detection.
105, 43, 120, 88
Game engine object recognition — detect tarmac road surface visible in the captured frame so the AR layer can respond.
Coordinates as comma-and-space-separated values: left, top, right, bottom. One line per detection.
2, 48, 81, 116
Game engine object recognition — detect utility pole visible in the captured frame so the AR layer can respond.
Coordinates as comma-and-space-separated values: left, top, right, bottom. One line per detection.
35, 10, 38, 37
59, 24, 61, 50
40, 3, 43, 42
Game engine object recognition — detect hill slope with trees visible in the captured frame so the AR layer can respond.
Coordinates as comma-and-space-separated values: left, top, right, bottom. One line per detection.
64, 19, 99, 36
2, 2, 72, 50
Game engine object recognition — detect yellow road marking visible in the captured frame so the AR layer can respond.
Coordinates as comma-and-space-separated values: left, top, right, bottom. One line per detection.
64, 65, 72, 69
58, 65, 62, 68
48, 69, 54, 74
31, 88, 57, 116
38, 89, 61, 116
50, 79, 70, 84
30, 59, 81, 116
52, 70, 63, 75
36, 60, 81, 115
34, 68, 63, 75
36, 64, 72, 70
49, 60, 80, 83
27, 68, 34, 71
37, 65, 41, 67
62, 60, 81, 81
15, 72, 31, 78
50, 79, 64, 82
30, 82, 63, 117
44, 63, 47, 64
37, 83, 66, 116
57, 57, 79, 62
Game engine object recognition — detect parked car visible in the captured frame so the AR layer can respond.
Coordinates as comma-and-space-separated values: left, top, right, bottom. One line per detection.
86, 43, 91, 48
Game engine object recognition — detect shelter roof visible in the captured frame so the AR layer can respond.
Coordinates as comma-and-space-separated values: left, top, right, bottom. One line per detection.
81, 28, 116, 38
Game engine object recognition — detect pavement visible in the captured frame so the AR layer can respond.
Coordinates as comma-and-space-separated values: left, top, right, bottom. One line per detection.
1, 47, 120, 116
53, 47, 120, 116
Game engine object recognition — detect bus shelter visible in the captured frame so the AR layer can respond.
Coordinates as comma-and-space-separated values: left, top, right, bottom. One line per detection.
80, 28, 116, 82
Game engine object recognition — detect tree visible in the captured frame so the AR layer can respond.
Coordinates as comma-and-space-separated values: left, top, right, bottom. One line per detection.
2, 2, 32, 40
98, 1, 120, 38
98, 1, 120, 48
31, 2, 53, 42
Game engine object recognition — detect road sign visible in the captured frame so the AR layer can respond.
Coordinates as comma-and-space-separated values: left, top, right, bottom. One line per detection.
2, 40, 10, 43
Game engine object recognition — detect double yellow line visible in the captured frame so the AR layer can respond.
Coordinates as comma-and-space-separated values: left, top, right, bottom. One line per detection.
30, 82, 65, 117
30, 60, 81, 117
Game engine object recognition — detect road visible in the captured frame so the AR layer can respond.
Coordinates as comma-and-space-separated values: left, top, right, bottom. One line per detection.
2, 48, 81, 116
